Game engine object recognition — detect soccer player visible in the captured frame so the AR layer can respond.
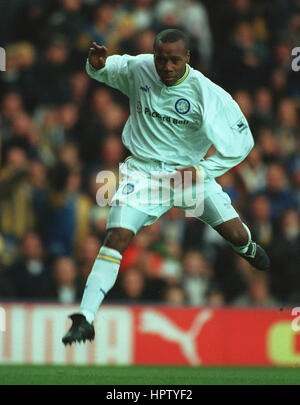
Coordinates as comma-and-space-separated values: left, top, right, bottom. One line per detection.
62, 29, 270, 345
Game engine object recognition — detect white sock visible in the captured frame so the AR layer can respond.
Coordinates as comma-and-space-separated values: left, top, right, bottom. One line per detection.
79, 246, 122, 324
231, 223, 252, 254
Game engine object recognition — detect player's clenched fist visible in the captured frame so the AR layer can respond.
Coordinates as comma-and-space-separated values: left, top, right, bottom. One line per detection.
88, 42, 108, 70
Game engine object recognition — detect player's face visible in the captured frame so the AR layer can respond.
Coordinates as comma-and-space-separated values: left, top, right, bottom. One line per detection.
154, 40, 190, 87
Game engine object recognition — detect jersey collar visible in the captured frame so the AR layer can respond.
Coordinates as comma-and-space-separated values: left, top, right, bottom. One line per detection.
153, 59, 190, 87
173, 64, 190, 86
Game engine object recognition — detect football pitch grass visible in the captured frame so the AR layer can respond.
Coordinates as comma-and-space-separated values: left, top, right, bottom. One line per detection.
0, 365, 300, 385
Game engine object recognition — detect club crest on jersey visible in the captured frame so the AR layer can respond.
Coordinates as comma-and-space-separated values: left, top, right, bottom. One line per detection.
175, 98, 190, 114
122, 183, 135, 194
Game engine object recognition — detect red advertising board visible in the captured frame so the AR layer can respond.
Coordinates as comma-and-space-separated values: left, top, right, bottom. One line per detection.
0, 303, 299, 366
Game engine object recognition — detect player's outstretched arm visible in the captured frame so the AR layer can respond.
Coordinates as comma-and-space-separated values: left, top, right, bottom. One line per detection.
88, 42, 108, 70
86, 46, 136, 96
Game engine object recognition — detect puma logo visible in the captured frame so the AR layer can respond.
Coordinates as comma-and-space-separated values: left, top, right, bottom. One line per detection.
140, 85, 151, 92
139, 309, 213, 364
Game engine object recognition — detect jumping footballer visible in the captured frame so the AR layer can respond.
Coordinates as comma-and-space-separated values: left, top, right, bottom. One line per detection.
62, 29, 270, 345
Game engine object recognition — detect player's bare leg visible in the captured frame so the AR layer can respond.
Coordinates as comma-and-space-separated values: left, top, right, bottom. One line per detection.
62, 227, 134, 345
102, 227, 135, 254
214, 217, 270, 271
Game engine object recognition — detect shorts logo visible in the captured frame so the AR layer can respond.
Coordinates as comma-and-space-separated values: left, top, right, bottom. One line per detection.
122, 183, 135, 194
175, 98, 190, 114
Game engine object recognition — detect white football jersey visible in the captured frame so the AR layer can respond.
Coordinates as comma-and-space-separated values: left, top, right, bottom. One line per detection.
86, 54, 254, 180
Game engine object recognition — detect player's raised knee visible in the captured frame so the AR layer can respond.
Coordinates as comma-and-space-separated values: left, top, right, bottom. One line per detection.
231, 225, 249, 247
103, 227, 134, 254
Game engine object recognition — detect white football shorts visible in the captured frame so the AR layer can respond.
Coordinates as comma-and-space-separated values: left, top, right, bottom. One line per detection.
106, 156, 239, 234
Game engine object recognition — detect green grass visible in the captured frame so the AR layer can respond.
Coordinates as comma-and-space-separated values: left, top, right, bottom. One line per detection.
1, 365, 300, 385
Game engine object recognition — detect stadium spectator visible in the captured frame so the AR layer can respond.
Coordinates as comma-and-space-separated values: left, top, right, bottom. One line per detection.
102, 221, 168, 302
160, 258, 182, 285
252, 87, 274, 133
269, 68, 289, 105
217, 20, 270, 92
6, 232, 50, 300
57, 103, 81, 141
233, 273, 277, 306
1, 42, 37, 111
246, 195, 274, 250
206, 285, 225, 307
113, 263, 167, 303
34, 35, 72, 106
108, 266, 148, 303
9, 111, 41, 157
269, 209, 300, 303
76, 234, 101, 282
133, 29, 156, 55
100, 135, 125, 171
238, 147, 267, 194
45, 164, 92, 257
74, 87, 118, 167
164, 284, 186, 305
57, 143, 82, 176
159, 208, 185, 256
257, 127, 282, 164
121, 0, 156, 32
0, 146, 35, 241
274, 98, 300, 158
47, 0, 87, 54
41, 256, 84, 303
257, 163, 296, 222
84, 1, 116, 52
11, 0, 55, 48
212, 0, 258, 48
288, 12, 300, 47
214, 251, 251, 303
273, 42, 293, 73
180, 250, 219, 306
0, 92, 26, 145
69, 71, 90, 108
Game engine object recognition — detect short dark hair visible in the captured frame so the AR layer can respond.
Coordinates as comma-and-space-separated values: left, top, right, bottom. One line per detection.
153, 29, 190, 53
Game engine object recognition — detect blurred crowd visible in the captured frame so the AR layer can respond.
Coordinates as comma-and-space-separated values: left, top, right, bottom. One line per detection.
0, 0, 300, 307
